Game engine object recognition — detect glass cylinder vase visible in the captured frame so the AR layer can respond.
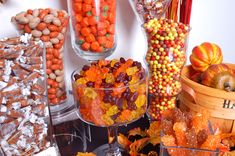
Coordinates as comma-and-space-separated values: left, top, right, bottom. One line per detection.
67, 0, 117, 61
144, 18, 190, 121
11, 8, 71, 116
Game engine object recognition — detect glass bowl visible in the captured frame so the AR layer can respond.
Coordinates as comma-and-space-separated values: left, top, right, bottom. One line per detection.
71, 63, 148, 127
70, 59, 148, 156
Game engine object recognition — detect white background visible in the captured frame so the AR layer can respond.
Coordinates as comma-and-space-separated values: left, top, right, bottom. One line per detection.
0, 0, 235, 89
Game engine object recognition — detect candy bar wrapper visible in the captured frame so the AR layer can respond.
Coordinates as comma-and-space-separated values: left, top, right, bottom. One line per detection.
0, 34, 58, 156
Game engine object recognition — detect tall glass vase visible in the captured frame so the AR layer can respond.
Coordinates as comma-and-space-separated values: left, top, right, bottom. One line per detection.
129, 0, 190, 121
67, 0, 117, 61
145, 18, 190, 121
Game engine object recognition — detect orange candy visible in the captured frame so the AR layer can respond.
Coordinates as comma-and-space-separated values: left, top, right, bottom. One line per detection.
81, 42, 90, 51
37, 22, 47, 31
91, 41, 100, 51
85, 34, 95, 43
50, 31, 59, 38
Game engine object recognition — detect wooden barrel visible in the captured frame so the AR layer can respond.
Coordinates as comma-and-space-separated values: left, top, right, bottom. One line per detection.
179, 64, 235, 133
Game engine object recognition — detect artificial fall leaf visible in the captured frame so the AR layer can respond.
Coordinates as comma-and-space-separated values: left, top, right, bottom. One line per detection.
147, 151, 158, 156
147, 121, 161, 138
128, 127, 147, 137
117, 133, 132, 150
76, 152, 96, 156
129, 150, 139, 156
222, 150, 235, 156
148, 137, 161, 146
221, 133, 235, 139
218, 143, 230, 153
221, 133, 235, 148
129, 138, 150, 154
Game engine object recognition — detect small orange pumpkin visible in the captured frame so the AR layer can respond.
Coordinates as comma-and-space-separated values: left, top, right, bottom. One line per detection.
201, 64, 235, 91
190, 42, 223, 72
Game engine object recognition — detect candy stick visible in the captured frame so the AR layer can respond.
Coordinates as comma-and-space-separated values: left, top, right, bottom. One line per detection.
186, 0, 192, 24
173, 122, 187, 146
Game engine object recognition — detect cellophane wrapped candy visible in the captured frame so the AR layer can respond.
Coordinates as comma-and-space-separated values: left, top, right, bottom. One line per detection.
0, 34, 55, 155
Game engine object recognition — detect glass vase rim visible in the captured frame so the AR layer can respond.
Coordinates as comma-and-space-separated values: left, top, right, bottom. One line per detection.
141, 19, 192, 31
160, 143, 220, 153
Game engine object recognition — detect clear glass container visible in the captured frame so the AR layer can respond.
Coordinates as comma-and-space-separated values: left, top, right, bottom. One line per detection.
0, 34, 58, 155
128, 0, 172, 24
67, 0, 117, 61
11, 8, 72, 116
160, 120, 220, 156
71, 59, 148, 156
53, 119, 88, 155
144, 18, 190, 120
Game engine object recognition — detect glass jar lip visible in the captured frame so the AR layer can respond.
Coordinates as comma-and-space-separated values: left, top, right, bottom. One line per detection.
71, 64, 149, 91
141, 18, 192, 32
160, 143, 220, 153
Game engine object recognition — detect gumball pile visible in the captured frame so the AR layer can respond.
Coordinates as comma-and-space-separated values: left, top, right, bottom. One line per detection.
72, 58, 148, 127
144, 18, 190, 120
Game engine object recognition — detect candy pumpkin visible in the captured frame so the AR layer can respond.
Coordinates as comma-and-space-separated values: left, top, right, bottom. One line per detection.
201, 64, 235, 92
190, 42, 223, 72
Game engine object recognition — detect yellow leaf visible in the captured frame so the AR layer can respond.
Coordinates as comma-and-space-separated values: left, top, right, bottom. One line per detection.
130, 138, 150, 154
117, 133, 132, 150
76, 152, 96, 156
147, 121, 161, 138
149, 137, 161, 146
128, 127, 147, 137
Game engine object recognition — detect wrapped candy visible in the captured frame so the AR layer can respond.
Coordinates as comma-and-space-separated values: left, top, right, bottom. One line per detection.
0, 34, 55, 155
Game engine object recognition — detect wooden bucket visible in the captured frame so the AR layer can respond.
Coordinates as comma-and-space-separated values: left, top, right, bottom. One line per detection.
179, 64, 235, 133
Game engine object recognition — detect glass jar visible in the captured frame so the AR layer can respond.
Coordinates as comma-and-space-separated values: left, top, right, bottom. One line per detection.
67, 0, 117, 61
11, 8, 71, 116
53, 119, 88, 155
144, 18, 190, 120
128, 0, 172, 24
160, 109, 220, 156
160, 143, 219, 156
0, 34, 57, 155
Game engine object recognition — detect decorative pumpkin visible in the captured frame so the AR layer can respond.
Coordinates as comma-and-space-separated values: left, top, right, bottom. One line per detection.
201, 64, 235, 92
190, 72, 202, 83
190, 42, 223, 72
